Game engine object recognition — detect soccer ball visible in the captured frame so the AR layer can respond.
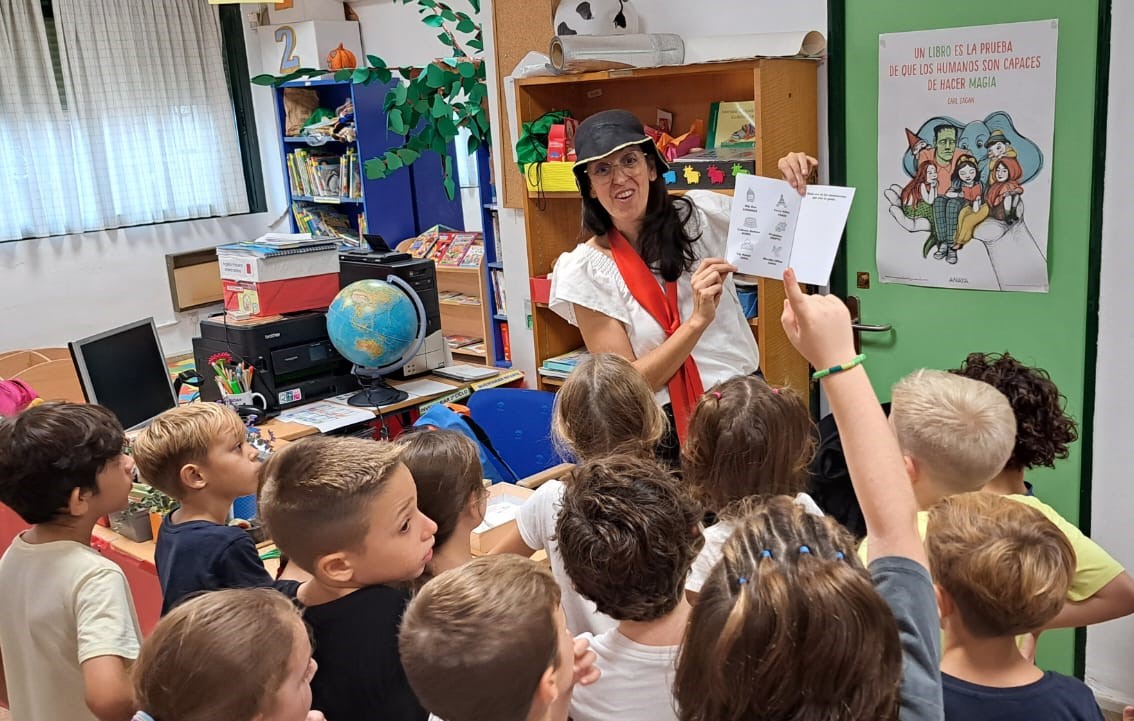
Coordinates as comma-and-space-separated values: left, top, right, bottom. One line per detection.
554, 0, 640, 36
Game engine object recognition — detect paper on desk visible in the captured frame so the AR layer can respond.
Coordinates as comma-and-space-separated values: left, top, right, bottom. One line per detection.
725, 174, 854, 286
397, 379, 457, 399
276, 401, 374, 433
473, 494, 526, 533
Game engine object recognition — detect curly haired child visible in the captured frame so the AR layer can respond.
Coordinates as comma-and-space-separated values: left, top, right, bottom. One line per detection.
681, 375, 821, 597
953, 352, 1134, 629
489, 352, 667, 635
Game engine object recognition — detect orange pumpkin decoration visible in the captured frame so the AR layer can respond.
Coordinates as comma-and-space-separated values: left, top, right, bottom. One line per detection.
327, 43, 357, 70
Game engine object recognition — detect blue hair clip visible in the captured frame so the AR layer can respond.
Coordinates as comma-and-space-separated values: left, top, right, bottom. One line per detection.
760, 549, 772, 558
835, 551, 845, 560
799, 545, 811, 554
133, 713, 157, 721
738, 577, 748, 585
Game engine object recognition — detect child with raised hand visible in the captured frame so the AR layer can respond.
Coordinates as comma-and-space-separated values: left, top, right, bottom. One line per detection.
131, 403, 296, 615
396, 428, 488, 583
928, 492, 1104, 721
259, 435, 436, 721
0, 402, 142, 721
399, 555, 600, 721
556, 454, 702, 721
131, 588, 325, 721
674, 267, 943, 721
489, 352, 667, 636
682, 374, 820, 597
952, 352, 1134, 629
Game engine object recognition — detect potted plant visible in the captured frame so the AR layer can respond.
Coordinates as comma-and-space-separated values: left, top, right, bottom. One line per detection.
252, 0, 488, 201
140, 485, 177, 542
109, 484, 157, 543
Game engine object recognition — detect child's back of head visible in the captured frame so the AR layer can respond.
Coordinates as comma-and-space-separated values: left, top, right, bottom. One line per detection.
927, 492, 1073, 638
552, 353, 666, 461
675, 496, 903, 721
950, 352, 1078, 473
890, 369, 1016, 496
133, 587, 323, 721
396, 428, 487, 579
259, 435, 427, 582
0, 401, 125, 524
682, 375, 814, 510
131, 402, 251, 501
557, 454, 702, 622
399, 554, 570, 721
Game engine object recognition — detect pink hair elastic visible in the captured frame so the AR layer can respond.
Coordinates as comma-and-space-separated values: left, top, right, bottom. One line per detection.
772, 388, 781, 395
711, 391, 722, 399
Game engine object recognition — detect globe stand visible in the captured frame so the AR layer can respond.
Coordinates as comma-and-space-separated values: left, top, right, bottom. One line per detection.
347, 365, 408, 407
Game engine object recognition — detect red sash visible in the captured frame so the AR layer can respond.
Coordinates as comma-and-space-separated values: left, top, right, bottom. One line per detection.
607, 229, 704, 443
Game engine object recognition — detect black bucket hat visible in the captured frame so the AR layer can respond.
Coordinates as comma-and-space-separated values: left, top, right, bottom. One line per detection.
572, 109, 669, 186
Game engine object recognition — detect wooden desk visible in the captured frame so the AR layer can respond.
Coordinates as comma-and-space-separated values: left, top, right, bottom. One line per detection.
258, 367, 524, 442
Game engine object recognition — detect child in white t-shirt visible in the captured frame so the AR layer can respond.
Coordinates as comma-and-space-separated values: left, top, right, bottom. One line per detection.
0, 403, 143, 721
555, 454, 702, 721
682, 375, 823, 599
489, 353, 667, 636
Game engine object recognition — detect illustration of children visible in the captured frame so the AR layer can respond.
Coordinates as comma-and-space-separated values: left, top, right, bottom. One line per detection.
986, 156, 1024, 225
948, 157, 988, 256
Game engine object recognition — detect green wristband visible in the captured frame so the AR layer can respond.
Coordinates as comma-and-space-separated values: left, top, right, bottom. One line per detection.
811, 353, 867, 381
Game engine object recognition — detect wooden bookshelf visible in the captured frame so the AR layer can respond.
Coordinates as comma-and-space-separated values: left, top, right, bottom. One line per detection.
516, 59, 816, 396
437, 263, 494, 364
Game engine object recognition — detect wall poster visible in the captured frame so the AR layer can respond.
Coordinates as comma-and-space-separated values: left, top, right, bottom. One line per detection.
877, 20, 1058, 292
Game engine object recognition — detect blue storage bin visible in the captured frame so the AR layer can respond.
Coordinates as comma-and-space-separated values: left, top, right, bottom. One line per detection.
736, 285, 759, 319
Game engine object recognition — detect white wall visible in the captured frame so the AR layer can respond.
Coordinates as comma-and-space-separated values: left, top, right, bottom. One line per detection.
483, 0, 827, 382
1086, 1, 1134, 710
0, 13, 288, 358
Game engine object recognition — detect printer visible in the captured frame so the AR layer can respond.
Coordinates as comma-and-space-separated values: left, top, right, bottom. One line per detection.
191, 312, 357, 413
339, 249, 451, 377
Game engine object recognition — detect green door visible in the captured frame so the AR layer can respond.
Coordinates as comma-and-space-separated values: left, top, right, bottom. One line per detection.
830, 0, 1108, 675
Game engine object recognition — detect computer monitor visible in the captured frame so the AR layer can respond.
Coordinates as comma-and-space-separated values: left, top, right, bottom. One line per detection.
69, 318, 179, 430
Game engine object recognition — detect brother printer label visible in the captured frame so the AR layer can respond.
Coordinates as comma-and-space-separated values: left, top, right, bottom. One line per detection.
279, 389, 303, 404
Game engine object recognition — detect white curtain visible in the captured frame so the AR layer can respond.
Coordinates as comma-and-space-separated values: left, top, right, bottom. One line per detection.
0, 0, 248, 241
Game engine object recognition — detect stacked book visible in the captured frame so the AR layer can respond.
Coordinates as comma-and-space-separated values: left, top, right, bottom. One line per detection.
287, 148, 362, 200
538, 348, 589, 380
216, 233, 341, 318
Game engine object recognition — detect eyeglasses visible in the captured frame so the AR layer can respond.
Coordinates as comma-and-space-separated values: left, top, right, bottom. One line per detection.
586, 151, 646, 182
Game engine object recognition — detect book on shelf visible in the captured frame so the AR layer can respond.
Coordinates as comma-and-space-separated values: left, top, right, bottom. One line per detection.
458, 244, 484, 268
439, 234, 476, 266
707, 100, 757, 149
500, 321, 511, 362
459, 341, 487, 356
428, 235, 454, 263
286, 147, 363, 200
491, 269, 508, 314
537, 367, 570, 379
445, 335, 483, 349
541, 347, 589, 374
291, 204, 362, 248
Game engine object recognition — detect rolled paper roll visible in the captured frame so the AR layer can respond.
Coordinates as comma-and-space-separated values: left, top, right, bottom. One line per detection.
549, 33, 685, 74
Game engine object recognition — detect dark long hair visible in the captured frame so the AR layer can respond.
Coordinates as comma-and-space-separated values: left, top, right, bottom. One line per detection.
578, 144, 700, 282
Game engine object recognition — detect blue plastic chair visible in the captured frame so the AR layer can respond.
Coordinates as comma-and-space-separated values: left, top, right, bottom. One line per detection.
465, 388, 563, 481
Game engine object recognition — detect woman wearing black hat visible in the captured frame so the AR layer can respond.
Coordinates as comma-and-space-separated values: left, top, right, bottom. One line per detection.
548, 108, 817, 454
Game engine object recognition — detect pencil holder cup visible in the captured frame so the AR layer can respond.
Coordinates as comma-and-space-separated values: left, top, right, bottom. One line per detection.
221, 390, 267, 411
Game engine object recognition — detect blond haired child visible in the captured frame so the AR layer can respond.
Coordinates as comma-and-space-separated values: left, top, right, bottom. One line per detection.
674, 266, 943, 721
556, 454, 702, 721
397, 428, 487, 583
259, 435, 436, 721
953, 352, 1134, 629
0, 403, 142, 721
681, 374, 822, 597
490, 352, 666, 635
927, 493, 1104, 721
856, 368, 1016, 563
399, 554, 600, 721
131, 588, 324, 721
132, 403, 293, 615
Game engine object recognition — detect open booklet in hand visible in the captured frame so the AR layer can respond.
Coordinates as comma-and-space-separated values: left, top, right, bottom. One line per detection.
725, 174, 855, 286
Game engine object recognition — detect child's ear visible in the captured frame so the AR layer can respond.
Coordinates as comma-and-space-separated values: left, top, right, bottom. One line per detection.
532, 664, 560, 711
179, 462, 207, 492
903, 454, 919, 483
67, 486, 91, 517
314, 552, 355, 585
935, 584, 955, 628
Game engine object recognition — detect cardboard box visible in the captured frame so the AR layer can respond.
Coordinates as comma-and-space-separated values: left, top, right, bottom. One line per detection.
222, 272, 339, 317
529, 274, 551, 305
665, 148, 757, 191
522, 162, 577, 194
469, 483, 532, 555
217, 247, 340, 283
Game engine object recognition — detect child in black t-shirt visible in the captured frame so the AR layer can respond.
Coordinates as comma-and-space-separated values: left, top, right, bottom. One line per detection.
132, 403, 298, 615
927, 492, 1104, 721
259, 435, 438, 721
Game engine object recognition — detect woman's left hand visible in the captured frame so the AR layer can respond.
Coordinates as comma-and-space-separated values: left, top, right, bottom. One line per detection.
778, 152, 819, 195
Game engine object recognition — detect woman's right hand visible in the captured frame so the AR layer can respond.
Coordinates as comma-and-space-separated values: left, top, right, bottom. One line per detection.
689, 258, 735, 330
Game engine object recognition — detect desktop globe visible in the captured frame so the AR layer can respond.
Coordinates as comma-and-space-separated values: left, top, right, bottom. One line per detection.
326, 278, 426, 406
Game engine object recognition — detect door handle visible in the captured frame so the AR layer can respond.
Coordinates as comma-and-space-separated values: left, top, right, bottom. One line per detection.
845, 296, 893, 353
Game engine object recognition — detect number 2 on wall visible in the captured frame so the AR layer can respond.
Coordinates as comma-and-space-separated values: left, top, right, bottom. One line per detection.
276, 26, 299, 74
